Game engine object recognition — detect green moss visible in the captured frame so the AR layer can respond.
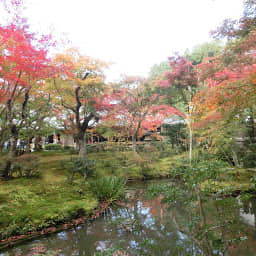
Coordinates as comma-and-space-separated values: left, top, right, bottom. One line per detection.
200, 167, 255, 193
0, 175, 97, 239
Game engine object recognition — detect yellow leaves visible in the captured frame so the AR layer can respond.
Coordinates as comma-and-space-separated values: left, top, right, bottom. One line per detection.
248, 68, 256, 85
55, 47, 109, 74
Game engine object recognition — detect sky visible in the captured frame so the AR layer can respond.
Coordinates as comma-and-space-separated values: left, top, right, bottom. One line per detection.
3, 0, 245, 81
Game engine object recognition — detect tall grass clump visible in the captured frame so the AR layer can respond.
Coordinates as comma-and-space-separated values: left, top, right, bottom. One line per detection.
89, 176, 126, 202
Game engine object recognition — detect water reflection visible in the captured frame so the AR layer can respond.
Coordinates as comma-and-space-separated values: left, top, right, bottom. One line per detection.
1, 181, 256, 256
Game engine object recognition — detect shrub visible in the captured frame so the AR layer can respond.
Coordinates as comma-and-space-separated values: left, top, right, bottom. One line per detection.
73, 158, 96, 179
89, 176, 126, 202
244, 154, 256, 168
13, 154, 40, 178
87, 143, 108, 153
0, 161, 5, 178
60, 157, 96, 184
63, 146, 78, 154
94, 248, 128, 256
63, 146, 73, 150
44, 144, 62, 151
86, 144, 98, 153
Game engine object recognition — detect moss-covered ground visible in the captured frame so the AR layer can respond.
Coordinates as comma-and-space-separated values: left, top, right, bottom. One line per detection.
201, 167, 256, 193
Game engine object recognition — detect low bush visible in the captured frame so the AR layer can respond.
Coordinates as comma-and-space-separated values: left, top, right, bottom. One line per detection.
97, 159, 121, 175
87, 143, 108, 153
94, 248, 128, 256
87, 144, 99, 153
44, 144, 63, 151
73, 157, 96, 178
59, 157, 96, 184
241, 151, 256, 168
63, 146, 78, 154
13, 154, 41, 178
89, 176, 126, 202
0, 161, 4, 177
63, 146, 74, 150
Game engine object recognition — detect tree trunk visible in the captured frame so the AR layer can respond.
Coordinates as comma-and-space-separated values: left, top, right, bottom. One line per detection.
25, 137, 31, 153
3, 126, 18, 179
78, 132, 87, 158
249, 110, 255, 144
34, 136, 42, 151
132, 135, 137, 152
189, 119, 193, 166
0, 140, 4, 153
231, 149, 240, 167
188, 86, 193, 166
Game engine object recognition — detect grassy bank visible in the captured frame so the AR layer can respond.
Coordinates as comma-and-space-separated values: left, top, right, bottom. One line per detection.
166, 152, 256, 194
0, 167, 98, 241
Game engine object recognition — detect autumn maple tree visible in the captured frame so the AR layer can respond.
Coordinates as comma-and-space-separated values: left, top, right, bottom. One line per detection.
0, 21, 56, 178
109, 76, 184, 151
191, 0, 256, 165
51, 48, 109, 157
159, 55, 199, 162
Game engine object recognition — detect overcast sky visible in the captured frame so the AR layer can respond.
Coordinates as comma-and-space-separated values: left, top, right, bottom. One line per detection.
4, 0, 245, 80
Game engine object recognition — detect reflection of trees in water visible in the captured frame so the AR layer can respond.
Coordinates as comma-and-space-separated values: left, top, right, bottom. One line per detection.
111, 188, 201, 255
228, 197, 256, 256
36, 192, 256, 256
160, 191, 256, 256
241, 196, 256, 228
4, 185, 256, 256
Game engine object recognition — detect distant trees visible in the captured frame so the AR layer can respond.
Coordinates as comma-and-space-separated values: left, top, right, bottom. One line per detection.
159, 55, 199, 162
149, 61, 171, 79
185, 41, 223, 65
109, 77, 184, 151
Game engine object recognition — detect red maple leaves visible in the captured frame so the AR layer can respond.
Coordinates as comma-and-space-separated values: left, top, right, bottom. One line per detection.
0, 23, 55, 104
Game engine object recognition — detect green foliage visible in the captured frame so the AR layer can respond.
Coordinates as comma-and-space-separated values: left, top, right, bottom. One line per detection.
44, 144, 63, 151
86, 144, 102, 153
212, 129, 256, 168
149, 61, 171, 79
89, 176, 126, 202
60, 157, 96, 184
161, 122, 186, 150
97, 159, 121, 175
0, 161, 5, 177
12, 154, 41, 178
94, 247, 128, 256
185, 41, 223, 64
239, 151, 256, 168
0, 178, 97, 240
63, 146, 78, 154
73, 157, 96, 178
85, 143, 131, 153
167, 157, 230, 184
148, 159, 249, 255
136, 141, 174, 160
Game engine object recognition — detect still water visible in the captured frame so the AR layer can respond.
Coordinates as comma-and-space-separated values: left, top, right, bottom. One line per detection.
1, 180, 256, 256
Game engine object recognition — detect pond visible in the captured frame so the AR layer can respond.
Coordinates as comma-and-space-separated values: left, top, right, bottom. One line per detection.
1, 180, 256, 256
